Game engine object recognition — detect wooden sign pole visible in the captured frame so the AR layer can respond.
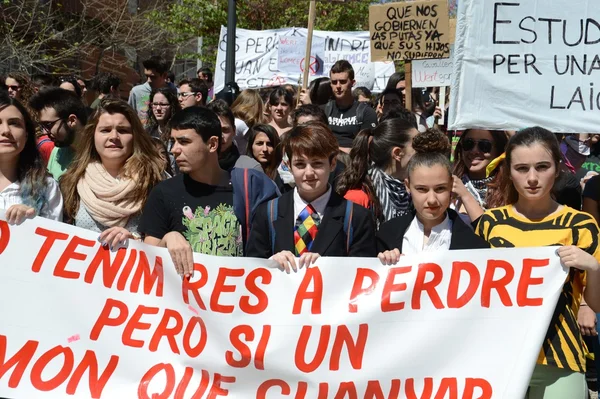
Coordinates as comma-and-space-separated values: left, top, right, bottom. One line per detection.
404, 60, 413, 111
302, 0, 317, 91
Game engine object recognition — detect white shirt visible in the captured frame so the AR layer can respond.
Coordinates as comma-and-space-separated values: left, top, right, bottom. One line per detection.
0, 177, 63, 221
402, 214, 452, 256
234, 118, 250, 155
293, 186, 332, 223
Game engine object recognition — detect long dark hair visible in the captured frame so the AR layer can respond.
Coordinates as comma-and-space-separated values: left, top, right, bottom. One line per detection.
453, 129, 510, 208
309, 77, 333, 105
0, 92, 48, 212
146, 87, 180, 142
501, 127, 562, 205
246, 124, 282, 179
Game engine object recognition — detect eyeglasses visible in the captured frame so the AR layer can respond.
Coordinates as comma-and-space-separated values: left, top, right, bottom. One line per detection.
152, 103, 171, 108
7, 85, 20, 91
177, 92, 197, 99
39, 118, 63, 133
462, 138, 493, 153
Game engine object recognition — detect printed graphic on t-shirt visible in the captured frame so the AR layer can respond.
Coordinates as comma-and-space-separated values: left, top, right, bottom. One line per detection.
182, 204, 243, 256
329, 115, 359, 127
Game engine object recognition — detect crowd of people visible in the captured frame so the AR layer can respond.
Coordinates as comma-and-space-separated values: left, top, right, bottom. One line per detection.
2, 54, 600, 398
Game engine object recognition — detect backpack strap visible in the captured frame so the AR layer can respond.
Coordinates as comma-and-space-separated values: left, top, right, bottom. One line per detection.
325, 100, 335, 117
267, 198, 279, 255
243, 168, 251, 241
343, 200, 354, 254
356, 101, 367, 126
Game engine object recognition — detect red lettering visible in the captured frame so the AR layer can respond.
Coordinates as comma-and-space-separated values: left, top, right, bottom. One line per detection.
517, 258, 548, 307
116, 249, 137, 291
295, 325, 330, 372
254, 325, 270, 370
481, 260, 515, 307
31, 227, 69, 272
54, 236, 96, 279
364, 379, 401, 399
447, 262, 480, 308
256, 379, 291, 398
406, 377, 432, 399
381, 266, 411, 312
183, 316, 208, 357
0, 335, 38, 388
211, 268, 245, 313
84, 246, 126, 288
226, 325, 253, 368
173, 367, 193, 399
30, 345, 74, 391
412, 263, 444, 309
349, 268, 380, 313
293, 267, 323, 314
189, 369, 210, 399
241, 268, 271, 314
463, 378, 493, 399
182, 263, 208, 310
330, 324, 368, 371
66, 351, 119, 397
122, 305, 159, 347
207, 374, 235, 398
137, 363, 175, 399
90, 298, 129, 341
130, 252, 164, 297
334, 382, 357, 399
149, 308, 184, 354
434, 378, 458, 399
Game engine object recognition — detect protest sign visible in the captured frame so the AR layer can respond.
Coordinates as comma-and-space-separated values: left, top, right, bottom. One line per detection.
0, 213, 567, 398
369, 0, 451, 62
277, 36, 312, 76
214, 27, 395, 92
412, 56, 453, 88
449, 0, 600, 133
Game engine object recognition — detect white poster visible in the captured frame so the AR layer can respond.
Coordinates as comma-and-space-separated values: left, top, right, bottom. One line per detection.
323, 51, 376, 90
449, 0, 600, 132
215, 27, 396, 92
0, 213, 568, 398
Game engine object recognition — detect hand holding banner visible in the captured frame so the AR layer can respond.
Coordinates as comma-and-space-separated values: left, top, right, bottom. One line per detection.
0, 213, 567, 398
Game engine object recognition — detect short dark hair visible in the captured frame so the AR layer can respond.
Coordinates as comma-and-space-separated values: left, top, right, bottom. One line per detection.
330, 60, 354, 80
292, 104, 328, 126
179, 78, 209, 105
143, 56, 169, 75
379, 108, 417, 127
29, 87, 88, 125
92, 73, 121, 94
269, 87, 293, 106
197, 67, 213, 82
353, 87, 372, 100
167, 71, 175, 83
206, 99, 234, 128
58, 76, 82, 98
283, 123, 338, 163
31, 73, 56, 89
169, 106, 222, 146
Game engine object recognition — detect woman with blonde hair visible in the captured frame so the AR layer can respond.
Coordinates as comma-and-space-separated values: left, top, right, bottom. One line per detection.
60, 99, 163, 249
231, 89, 264, 153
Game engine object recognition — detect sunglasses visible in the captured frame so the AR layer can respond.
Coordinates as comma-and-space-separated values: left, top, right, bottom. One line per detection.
462, 138, 493, 153
39, 118, 63, 133
7, 85, 20, 91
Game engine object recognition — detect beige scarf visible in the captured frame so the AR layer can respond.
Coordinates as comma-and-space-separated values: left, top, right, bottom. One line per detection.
77, 162, 141, 227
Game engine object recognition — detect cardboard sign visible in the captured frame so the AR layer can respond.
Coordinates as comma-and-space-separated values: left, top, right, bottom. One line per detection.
412, 56, 453, 87
449, 0, 600, 132
0, 213, 567, 398
214, 27, 395, 93
369, 0, 451, 61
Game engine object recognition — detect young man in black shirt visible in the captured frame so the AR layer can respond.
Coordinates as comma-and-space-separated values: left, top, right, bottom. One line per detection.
139, 106, 243, 276
324, 60, 378, 153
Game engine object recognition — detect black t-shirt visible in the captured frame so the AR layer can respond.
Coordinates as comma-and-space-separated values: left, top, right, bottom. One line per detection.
139, 174, 243, 256
583, 174, 600, 201
325, 100, 378, 148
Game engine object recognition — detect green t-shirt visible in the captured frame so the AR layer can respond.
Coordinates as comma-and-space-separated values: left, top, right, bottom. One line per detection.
47, 147, 75, 181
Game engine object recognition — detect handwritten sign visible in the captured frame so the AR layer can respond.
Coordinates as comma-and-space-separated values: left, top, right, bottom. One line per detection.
323, 51, 375, 89
412, 49, 454, 87
0, 213, 567, 398
215, 27, 396, 93
449, 0, 600, 132
369, 0, 450, 61
277, 36, 311, 75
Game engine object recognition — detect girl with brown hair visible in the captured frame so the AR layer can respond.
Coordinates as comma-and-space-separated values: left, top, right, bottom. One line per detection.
231, 89, 265, 153
60, 99, 163, 249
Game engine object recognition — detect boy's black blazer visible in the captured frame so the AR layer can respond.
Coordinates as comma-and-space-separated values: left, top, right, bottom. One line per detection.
246, 190, 377, 258
376, 209, 490, 253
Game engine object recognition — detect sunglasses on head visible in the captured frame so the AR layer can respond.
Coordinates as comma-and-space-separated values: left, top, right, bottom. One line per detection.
462, 138, 493, 153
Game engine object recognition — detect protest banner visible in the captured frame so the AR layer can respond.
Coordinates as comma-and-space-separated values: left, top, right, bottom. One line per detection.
449, 0, 600, 133
412, 56, 453, 88
214, 27, 395, 93
277, 36, 310, 75
369, 0, 451, 62
323, 51, 375, 90
0, 213, 567, 398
